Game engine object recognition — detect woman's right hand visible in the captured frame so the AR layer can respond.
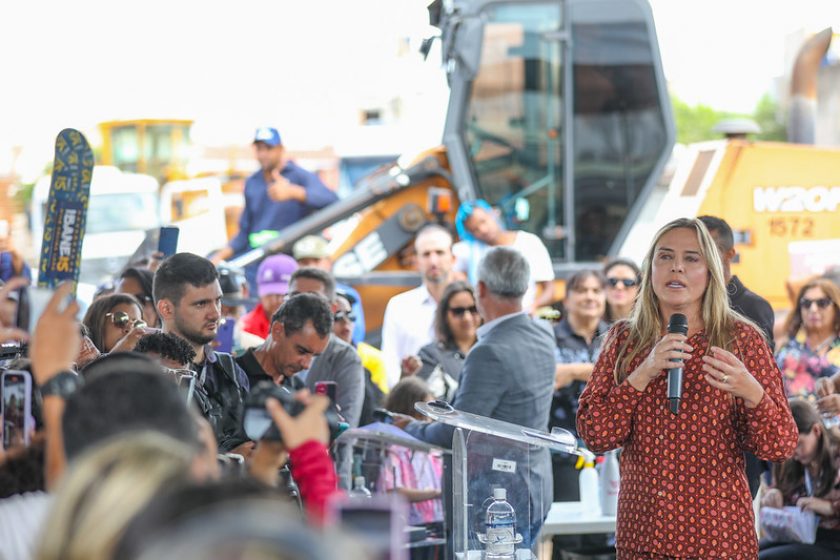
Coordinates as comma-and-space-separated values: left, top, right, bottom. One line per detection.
761, 488, 783, 509
627, 333, 693, 392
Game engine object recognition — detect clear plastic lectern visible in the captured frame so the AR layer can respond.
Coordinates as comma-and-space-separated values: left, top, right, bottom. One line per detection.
415, 400, 588, 560
334, 422, 450, 555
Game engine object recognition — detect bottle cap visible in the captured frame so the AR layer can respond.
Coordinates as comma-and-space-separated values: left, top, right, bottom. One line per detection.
493, 487, 506, 500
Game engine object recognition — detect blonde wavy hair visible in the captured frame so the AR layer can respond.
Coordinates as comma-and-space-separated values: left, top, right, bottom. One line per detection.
37, 432, 195, 560
610, 218, 760, 383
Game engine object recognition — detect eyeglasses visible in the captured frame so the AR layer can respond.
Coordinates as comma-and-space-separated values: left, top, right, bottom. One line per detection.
800, 297, 832, 310
448, 306, 479, 317
334, 310, 356, 323
105, 311, 146, 330
607, 278, 638, 289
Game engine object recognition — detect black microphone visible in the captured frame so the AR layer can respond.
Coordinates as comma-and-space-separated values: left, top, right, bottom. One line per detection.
667, 313, 688, 414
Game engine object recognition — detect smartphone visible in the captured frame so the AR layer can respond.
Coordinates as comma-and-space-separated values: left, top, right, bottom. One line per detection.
214, 318, 235, 354
157, 226, 180, 258
326, 493, 408, 560
315, 380, 338, 404
178, 372, 196, 406
2, 370, 33, 449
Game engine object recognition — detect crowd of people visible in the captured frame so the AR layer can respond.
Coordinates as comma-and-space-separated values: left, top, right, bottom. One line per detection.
0, 126, 838, 560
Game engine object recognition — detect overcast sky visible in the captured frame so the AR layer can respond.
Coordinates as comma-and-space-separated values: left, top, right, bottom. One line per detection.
1, 0, 837, 178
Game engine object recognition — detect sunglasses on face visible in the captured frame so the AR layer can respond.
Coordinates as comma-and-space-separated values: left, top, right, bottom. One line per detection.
607, 278, 638, 288
106, 311, 146, 329
448, 305, 479, 317
800, 297, 832, 310
334, 310, 356, 323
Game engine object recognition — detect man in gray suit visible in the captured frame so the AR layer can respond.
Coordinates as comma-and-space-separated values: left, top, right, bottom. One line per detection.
399, 246, 556, 545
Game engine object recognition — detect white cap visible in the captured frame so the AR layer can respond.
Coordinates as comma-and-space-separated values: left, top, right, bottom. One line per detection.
493, 487, 507, 500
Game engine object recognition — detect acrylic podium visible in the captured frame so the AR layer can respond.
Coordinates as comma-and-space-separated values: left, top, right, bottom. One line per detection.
415, 400, 588, 560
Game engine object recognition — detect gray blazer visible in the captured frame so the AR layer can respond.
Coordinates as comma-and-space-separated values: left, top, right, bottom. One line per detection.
405, 313, 556, 525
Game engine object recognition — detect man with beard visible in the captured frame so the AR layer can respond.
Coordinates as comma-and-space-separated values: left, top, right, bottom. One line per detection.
154, 253, 251, 453
381, 224, 457, 388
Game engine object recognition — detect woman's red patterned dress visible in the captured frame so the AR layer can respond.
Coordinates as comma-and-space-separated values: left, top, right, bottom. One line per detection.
577, 322, 797, 559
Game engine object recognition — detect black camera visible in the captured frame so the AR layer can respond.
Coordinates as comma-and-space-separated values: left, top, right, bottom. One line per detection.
243, 381, 347, 443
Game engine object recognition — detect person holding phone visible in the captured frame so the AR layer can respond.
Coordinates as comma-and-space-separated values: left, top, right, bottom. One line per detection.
82, 293, 149, 354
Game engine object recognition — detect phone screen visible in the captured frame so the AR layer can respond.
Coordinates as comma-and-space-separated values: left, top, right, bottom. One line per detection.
214, 318, 235, 354
339, 507, 395, 560
158, 227, 180, 258
315, 381, 337, 403
328, 494, 407, 560
178, 373, 196, 406
2, 371, 31, 449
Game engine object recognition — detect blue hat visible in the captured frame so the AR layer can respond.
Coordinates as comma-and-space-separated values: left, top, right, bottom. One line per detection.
455, 199, 493, 242
253, 127, 282, 147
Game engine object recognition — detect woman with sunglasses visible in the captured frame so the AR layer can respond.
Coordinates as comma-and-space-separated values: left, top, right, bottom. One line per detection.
603, 258, 641, 324
775, 278, 840, 399
82, 293, 150, 354
404, 281, 481, 401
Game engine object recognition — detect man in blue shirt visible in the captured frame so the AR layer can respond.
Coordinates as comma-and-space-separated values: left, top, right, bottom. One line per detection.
211, 127, 338, 294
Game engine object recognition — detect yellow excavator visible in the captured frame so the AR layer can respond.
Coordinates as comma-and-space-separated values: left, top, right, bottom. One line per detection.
98, 119, 193, 184
228, 0, 676, 337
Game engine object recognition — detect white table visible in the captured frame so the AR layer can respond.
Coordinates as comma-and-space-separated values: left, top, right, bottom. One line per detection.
541, 501, 616, 537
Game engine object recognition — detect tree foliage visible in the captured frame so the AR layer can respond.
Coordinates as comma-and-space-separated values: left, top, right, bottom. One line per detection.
671, 93, 787, 144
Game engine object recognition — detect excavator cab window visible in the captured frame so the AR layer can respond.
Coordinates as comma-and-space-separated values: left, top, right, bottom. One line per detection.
464, 2, 566, 257
111, 125, 140, 173
459, 0, 671, 263
570, 16, 669, 261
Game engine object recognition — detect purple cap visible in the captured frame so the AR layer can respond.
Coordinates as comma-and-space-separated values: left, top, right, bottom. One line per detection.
253, 127, 282, 147
256, 254, 298, 298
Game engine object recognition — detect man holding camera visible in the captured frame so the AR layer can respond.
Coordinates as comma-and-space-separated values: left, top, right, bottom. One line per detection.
236, 292, 333, 392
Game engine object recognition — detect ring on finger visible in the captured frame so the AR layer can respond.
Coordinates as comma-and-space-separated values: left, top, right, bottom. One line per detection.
722, 374, 729, 383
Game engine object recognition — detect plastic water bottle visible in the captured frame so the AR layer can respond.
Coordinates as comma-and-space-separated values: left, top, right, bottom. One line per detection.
579, 459, 601, 515
600, 450, 620, 516
349, 476, 372, 498
485, 487, 516, 559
